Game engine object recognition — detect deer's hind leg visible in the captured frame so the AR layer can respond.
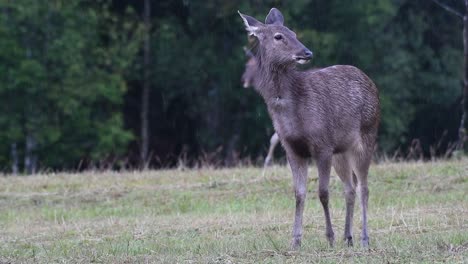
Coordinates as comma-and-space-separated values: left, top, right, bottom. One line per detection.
350, 140, 374, 247
332, 153, 356, 246
264, 133, 280, 167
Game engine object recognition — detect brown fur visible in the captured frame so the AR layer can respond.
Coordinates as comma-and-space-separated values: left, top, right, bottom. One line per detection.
239, 8, 380, 249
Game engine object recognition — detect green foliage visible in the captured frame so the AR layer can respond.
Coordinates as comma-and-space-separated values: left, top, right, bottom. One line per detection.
0, 0, 143, 170
0, 0, 464, 170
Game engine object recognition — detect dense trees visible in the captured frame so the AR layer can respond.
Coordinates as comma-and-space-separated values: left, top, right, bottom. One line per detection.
0, 0, 464, 172
0, 0, 142, 171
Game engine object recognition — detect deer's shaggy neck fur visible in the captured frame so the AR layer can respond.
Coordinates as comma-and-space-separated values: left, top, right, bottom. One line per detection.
254, 47, 301, 103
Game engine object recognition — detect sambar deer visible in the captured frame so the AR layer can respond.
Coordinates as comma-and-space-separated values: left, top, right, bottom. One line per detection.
238, 8, 380, 249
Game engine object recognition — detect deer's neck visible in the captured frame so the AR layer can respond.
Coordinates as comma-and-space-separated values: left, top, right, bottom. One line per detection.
256, 62, 299, 104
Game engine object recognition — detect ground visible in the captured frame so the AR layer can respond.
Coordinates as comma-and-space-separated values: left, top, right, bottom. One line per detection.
0, 159, 467, 263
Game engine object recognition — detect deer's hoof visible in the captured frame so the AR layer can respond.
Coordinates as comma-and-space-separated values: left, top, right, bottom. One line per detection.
290, 238, 301, 251
361, 237, 370, 248
326, 232, 335, 247
345, 236, 353, 247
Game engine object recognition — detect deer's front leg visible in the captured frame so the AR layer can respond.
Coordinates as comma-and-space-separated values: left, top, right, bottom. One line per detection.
317, 153, 335, 246
287, 153, 309, 250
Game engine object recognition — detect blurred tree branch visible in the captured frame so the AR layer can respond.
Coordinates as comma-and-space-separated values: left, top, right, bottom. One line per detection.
431, 0, 463, 18
432, 0, 468, 151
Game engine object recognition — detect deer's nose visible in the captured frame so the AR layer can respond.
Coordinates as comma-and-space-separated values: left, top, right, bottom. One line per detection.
303, 50, 313, 58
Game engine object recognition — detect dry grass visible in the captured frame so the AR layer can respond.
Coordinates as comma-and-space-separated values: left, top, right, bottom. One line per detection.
0, 159, 467, 263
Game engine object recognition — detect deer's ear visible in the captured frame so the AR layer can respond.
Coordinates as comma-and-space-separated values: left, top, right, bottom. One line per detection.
238, 11, 263, 36
265, 8, 284, 25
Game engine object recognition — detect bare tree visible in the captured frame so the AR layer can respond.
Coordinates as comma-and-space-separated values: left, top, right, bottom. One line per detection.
24, 133, 37, 174
10, 143, 18, 175
140, 0, 151, 167
432, 0, 468, 150
3, 5, 19, 175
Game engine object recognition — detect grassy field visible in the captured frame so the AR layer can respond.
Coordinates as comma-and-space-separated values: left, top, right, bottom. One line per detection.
0, 160, 467, 263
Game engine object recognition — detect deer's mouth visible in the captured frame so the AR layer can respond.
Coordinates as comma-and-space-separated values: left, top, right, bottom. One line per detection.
293, 50, 313, 64
295, 58, 310, 64
293, 55, 312, 64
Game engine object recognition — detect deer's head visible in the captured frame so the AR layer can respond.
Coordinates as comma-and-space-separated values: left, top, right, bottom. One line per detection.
238, 8, 313, 66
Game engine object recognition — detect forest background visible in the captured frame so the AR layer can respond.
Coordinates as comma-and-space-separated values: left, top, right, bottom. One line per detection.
0, 0, 465, 172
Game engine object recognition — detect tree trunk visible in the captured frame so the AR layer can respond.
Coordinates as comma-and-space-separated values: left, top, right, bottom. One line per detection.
24, 45, 38, 175
10, 143, 18, 175
460, 0, 468, 150
140, 0, 151, 168
24, 133, 37, 174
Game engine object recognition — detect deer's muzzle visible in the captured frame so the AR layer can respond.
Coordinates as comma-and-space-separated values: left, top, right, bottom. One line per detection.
293, 49, 313, 64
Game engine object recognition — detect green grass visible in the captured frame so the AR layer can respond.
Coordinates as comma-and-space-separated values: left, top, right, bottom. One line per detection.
0, 160, 467, 263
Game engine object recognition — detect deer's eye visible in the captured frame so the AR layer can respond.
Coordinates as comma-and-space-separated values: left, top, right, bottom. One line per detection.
274, 34, 283, 40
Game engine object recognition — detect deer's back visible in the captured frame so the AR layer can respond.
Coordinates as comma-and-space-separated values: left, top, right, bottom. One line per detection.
271, 65, 379, 157
307, 65, 379, 130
